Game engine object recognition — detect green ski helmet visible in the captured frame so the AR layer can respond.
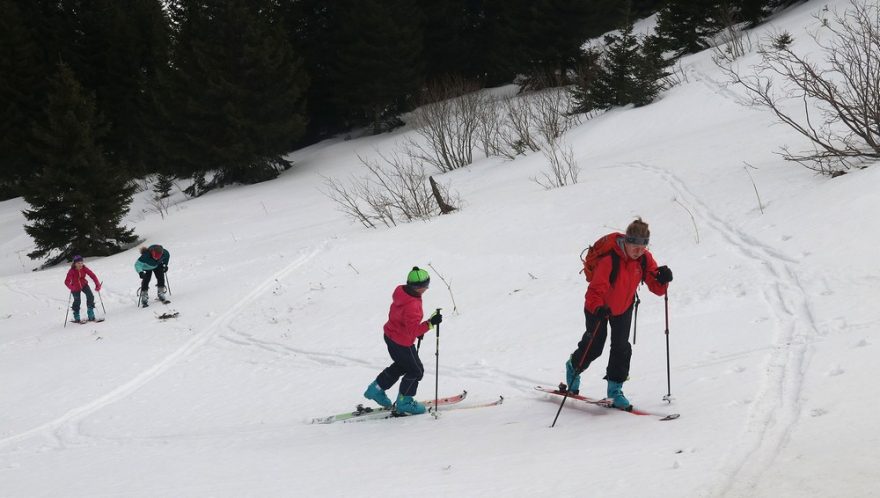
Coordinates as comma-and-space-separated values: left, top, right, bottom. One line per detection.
406, 266, 430, 288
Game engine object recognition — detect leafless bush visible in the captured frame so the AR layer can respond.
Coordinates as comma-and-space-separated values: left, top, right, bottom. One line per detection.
476, 95, 505, 158
723, 0, 880, 175
532, 88, 581, 146
664, 60, 689, 87
711, 2, 754, 64
533, 139, 580, 189
322, 149, 458, 228
407, 77, 483, 172
497, 95, 542, 158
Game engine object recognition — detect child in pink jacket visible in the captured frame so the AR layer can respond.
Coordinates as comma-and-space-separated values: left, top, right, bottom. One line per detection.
64, 255, 101, 322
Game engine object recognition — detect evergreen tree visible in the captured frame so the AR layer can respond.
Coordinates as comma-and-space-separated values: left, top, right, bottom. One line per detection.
480, 0, 529, 84
22, 64, 137, 266
417, 0, 485, 83
160, 0, 308, 186
655, 0, 722, 56
279, 0, 339, 139
572, 23, 669, 112
737, 0, 772, 27
65, 0, 171, 177
153, 174, 174, 199
483, 0, 624, 86
524, 0, 596, 80
0, 0, 46, 199
323, 0, 424, 133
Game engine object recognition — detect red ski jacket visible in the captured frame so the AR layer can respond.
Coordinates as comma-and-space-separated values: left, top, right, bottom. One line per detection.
585, 236, 667, 317
383, 285, 430, 347
65, 266, 100, 292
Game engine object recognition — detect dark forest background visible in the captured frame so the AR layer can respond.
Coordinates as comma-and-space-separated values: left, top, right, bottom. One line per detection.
0, 0, 796, 263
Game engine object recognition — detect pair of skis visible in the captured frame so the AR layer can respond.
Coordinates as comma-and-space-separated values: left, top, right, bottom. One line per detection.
310, 391, 504, 424
536, 386, 680, 421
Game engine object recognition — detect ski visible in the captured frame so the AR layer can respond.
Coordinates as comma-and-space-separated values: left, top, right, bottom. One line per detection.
74, 319, 105, 324
327, 394, 505, 424
536, 386, 680, 421
311, 391, 469, 424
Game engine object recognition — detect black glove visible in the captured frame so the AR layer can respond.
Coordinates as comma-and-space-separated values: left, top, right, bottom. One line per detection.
592, 306, 611, 319
429, 311, 443, 326
656, 265, 673, 284
161, 264, 169, 273
139, 271, 148, 279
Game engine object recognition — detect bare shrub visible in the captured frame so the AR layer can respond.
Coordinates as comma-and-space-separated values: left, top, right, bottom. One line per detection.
476, 95, 505, 158
531, 88, 581, 146
711, 2, 754, 64
533, 139, 580, 190
322, 149, 458, 228
723, 0, 880, 175
407, 77, 483, 172
498, 95, 541, 157
664, 60, 690, 87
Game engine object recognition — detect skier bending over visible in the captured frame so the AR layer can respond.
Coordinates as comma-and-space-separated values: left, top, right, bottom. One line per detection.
135, 244, 170, 307
363, 267, 443, 415
565, 218, 673, 409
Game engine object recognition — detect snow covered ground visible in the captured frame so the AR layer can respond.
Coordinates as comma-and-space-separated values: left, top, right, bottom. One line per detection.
2, 1, 879, 496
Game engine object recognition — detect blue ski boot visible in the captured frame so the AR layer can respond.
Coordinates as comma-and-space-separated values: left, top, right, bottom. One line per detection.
394, 394, 426, 415
607, 380, 632, 410
565, 358, 581, 394
363, 381, 392, 408
87, 308, 96, 321
72, 311, 81, 323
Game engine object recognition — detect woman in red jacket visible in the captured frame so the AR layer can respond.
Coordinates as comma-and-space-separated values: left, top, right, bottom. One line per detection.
565, 218, 673, 409
64, 255, 102, 323
363, 267, 442, 415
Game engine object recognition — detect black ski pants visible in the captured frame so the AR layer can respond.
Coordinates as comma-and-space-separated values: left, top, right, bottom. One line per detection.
139, 268, 166, 291
376, 334, 424, 397
570, 303, 634, 384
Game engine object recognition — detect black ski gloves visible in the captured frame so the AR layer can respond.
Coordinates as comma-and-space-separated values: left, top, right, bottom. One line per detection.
656, 265, 673, 284
429, 311, 443, 326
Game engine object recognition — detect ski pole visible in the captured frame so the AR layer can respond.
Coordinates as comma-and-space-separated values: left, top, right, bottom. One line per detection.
632, 293, 641, 345
551, 316, 604, 428
165, 271, 172, 296
663, 292, 673, 403
432, 308, 441, 419
64, 292, 72, 327
97, 287, 106, 315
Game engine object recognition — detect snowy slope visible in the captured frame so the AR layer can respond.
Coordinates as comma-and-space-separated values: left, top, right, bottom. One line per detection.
2, 1, 879, 496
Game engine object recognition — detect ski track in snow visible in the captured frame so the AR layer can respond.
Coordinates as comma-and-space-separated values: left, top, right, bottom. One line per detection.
0, 244, 325, 450
624, 161, 820, 497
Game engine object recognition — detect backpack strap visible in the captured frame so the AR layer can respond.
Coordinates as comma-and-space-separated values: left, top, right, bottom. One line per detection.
609, 251, 620, 286
609, 253, 648, 285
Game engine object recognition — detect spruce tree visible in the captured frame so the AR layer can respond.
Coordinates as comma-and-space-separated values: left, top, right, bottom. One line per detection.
161, 0, 308, 186
655, 0, 722, 56
324, 0, 424, 133
523, 0, 596, 81
737, 0, 772, 27
22, 64, 136, 266
417, 0, 485, 83
0, 0, 45, 199
572, 23, 669, 113
65, 0, 170, 177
